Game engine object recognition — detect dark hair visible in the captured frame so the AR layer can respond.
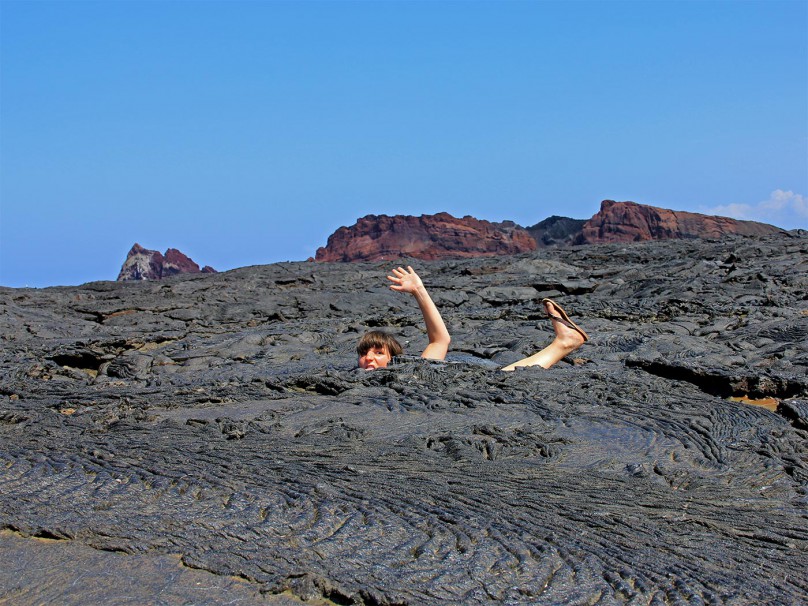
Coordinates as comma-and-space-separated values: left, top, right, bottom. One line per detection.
356, 331, 403, 358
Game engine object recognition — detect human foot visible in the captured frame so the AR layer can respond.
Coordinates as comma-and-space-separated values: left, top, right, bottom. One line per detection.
500, 299, 588, 371
542, 298, 588, 351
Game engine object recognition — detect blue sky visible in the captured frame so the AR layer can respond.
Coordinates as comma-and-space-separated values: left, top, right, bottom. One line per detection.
1, 0, 806, 288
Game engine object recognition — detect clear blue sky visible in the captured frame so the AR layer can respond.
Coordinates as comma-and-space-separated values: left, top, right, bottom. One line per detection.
1, 0, 806, 288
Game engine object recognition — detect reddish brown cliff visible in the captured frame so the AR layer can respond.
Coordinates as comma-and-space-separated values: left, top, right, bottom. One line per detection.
117, 244, 216, 281
576, 200, 785, 244
315, 212, 537, 262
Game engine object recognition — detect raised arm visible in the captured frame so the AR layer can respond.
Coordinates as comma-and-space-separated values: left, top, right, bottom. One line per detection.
387, 266, 450, 360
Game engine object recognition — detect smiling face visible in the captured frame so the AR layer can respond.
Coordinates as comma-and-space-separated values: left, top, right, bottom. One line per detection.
358, 345, 392, 370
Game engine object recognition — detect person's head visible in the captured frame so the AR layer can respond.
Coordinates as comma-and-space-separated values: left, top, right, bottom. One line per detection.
357, 330, 403, 370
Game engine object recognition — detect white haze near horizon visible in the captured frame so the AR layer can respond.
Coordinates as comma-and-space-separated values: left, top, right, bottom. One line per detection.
702, 189, 806, 230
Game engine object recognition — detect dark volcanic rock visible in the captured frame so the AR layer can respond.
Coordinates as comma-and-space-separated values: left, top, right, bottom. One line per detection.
1, 233, 807, 605
577, 199, 786, 243
526, 215, 587, 247
0, 529, 297, 605
117, 243, 216, 281
315, 212, 537, 262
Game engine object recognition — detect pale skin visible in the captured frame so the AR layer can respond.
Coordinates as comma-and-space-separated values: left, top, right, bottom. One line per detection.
499, 299, 587, 371
387, 266, 452, 360
358, 346, 392, 370
360, 266, 587, 370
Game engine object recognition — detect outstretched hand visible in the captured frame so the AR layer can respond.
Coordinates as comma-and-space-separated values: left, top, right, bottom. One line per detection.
387, 266, 424, 294
386, 265, 450, 360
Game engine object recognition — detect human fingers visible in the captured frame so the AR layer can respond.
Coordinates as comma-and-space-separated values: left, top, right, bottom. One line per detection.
387, 277, 405, 292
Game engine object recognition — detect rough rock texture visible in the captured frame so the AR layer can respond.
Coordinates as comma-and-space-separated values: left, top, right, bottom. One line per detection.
0, 529, 304, 606
315, 203, 786, 262
578, 200, 786, 244
315, 212, 537, 262
526, 215, 587, 247
2, 233, 807, 605
117, 243, 216, 281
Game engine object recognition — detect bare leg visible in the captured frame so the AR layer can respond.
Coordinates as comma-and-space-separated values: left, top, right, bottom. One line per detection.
501, 299, 587, 371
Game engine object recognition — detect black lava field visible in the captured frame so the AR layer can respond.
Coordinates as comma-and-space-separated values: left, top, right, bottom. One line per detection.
1, 234, 807, 605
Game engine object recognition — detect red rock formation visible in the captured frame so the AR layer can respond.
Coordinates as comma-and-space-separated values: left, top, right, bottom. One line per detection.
315, 213, 537, 262
577, 200, 785, 244
117, 244, 216, 281
163, 248, 202, 278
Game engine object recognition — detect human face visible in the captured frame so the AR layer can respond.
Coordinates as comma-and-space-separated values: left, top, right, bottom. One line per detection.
358, 346, 392, 370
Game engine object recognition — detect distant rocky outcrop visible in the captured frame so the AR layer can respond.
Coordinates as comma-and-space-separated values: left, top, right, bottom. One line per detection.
526, 216, 588, 248
315, 212, 537, 262
315, 202, 786, 262
576, 200, 785, 244
117, 243, 216, 281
